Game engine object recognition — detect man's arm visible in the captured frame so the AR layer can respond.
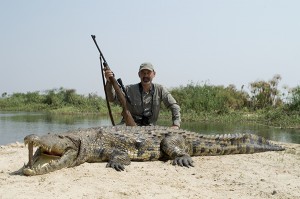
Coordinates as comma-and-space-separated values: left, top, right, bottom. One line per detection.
103, 68, 136, 126
161, 87, 181, 128
105, 81, 117, 102
170, 103, 181, 127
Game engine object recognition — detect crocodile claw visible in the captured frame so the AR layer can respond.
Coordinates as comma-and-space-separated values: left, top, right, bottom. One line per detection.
106, 161, 125, 171
172, 155, 194, 168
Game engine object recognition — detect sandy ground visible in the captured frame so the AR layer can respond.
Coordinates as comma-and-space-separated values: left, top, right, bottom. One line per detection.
0, 141, 299, 199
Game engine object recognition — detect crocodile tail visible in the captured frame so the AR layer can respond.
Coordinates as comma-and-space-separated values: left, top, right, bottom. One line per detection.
192, 133, 284, 156
236, 134, 284, 153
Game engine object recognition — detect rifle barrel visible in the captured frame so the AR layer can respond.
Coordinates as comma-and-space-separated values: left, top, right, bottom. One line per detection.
91, 35, 107, 64
91, 35, 115, 125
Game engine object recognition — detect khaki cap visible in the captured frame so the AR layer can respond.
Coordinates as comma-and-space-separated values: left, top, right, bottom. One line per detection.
139, 62, 154, 72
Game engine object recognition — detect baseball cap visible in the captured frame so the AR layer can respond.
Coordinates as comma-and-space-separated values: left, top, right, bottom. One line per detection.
139, 62, 155, 72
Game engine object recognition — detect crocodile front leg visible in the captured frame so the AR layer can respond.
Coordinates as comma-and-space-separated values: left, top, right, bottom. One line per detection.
104, 148, 131, 171
161, 134, 194, 167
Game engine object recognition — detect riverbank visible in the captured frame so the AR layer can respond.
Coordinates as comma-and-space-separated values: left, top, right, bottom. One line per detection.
0, 141, 299, 199
2, 83, 300, 129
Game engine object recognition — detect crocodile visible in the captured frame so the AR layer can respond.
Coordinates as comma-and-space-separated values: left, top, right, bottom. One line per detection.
22, 126, 284, 176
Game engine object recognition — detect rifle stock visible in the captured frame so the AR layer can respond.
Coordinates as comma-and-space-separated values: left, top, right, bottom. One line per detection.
91, 35, 136, 126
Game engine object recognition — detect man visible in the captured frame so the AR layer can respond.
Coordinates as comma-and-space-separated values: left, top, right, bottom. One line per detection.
104, 62, 181, 128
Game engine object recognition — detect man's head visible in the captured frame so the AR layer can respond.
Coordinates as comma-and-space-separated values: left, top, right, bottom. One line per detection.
138, 62, 156, 85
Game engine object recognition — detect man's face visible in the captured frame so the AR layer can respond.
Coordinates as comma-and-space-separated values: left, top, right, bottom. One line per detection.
138, 69, 156, 85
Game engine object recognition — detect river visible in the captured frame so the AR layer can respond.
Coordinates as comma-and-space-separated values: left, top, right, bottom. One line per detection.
0, 111, 299, 145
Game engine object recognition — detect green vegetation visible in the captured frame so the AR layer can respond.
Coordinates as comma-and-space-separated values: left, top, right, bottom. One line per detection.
1, 75, 300, 128
0, 87, 121, 115
167, 74, 300, 128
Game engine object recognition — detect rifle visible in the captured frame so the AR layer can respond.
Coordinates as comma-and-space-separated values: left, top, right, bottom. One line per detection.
91, 35, 136, 126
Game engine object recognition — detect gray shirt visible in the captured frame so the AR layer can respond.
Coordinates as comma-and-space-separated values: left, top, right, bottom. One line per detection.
105, 82, 181, 127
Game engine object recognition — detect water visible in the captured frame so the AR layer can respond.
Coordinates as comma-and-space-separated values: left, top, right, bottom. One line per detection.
0, 112, 111, 145
1, 112, 300, 145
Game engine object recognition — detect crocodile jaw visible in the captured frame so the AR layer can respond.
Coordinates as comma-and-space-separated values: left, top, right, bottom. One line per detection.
23, 142, 62, 176
23, 134, 78, 176
23, 151, 61, 176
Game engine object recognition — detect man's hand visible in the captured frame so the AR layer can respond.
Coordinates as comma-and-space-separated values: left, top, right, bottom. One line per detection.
104, 68, 114, 82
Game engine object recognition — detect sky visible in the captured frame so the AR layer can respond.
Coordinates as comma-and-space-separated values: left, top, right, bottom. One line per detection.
1, 0, 300, 97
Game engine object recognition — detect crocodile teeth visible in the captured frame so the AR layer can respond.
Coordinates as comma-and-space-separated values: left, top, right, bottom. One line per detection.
28, 142, 33, 169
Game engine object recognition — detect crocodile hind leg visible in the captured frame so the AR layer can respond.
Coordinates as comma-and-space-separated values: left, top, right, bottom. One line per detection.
161, 134, 194, 167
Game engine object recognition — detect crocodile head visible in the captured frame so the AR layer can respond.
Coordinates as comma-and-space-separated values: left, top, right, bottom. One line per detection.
23, 134, 79, 176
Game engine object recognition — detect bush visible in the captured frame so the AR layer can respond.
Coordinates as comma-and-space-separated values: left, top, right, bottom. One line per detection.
170, 82, 248, 114
249, 74, 282, 109
287, 86, 300, 112
0, 87, 109, 114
